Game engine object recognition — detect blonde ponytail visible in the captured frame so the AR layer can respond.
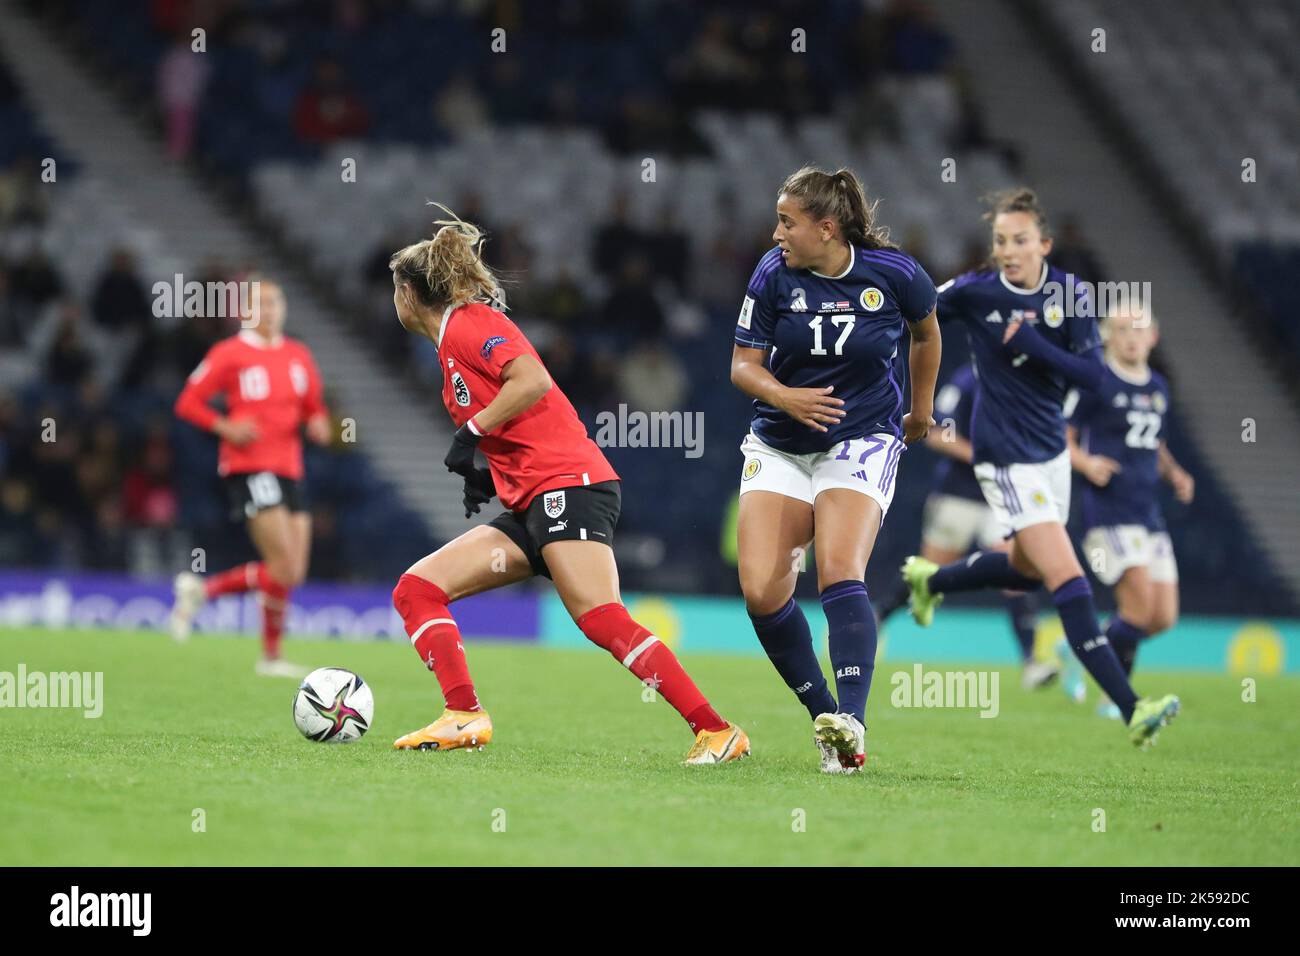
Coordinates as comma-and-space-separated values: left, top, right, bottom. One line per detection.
389, 202, 505, 309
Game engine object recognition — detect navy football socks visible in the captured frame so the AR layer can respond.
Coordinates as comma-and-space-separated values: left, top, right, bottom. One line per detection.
877, 577, 912, 623
820, 580, 877, 725
929, 551, 1041, 595
1006, 591, 1039, 661
749, 598, 836, 720
1054, 577, 1138, 720
1106, 616, 1146, 677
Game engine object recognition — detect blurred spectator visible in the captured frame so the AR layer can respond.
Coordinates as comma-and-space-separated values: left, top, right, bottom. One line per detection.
646, 207, 689, 292
9, 246, 63, 311
483, 58, 536, 125
616, 340, 688, 412
600, 256, 665, 341
434, 75, 490, 138
0, 155, 51, 228
1050, 216, 1107, 285
592, 193, 646, 280
307, 504, 346, 580
673, 13, 758, 111
540, 334, 601, 411
157, 33, 211, 160
122, 422, 181, 575
91, 248, 151, 332
122, 427, 177, 528
45, 301, 96, 388
168, 258, 232, 378
885, 0, 954, 75
0, 266, 24, 347
532, 267, 588, 328
293, 57, 370, 145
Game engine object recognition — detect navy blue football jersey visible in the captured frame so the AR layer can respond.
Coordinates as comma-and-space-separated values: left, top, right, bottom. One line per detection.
935, 263, 1101, 467
930, 363, 984, 501
1066, 363, 1169, 531
735, 245, 937, 454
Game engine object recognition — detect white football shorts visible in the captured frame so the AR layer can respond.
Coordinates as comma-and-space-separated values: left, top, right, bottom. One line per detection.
1082, 525, 1179, 586
922, 493, 1005, 553
738, 431, 907, 517
973, 448, 1072, 536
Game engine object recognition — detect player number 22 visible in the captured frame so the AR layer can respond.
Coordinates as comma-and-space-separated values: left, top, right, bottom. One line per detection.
808, 315, 855, 356
1124, 410, 1161, 449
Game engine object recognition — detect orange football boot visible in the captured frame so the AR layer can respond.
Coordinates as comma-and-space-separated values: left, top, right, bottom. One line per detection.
684, 723, 751, 765
393, 709, 493, 751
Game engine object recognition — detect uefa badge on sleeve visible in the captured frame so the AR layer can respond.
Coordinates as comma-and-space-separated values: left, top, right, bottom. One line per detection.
544, 491, 566, 518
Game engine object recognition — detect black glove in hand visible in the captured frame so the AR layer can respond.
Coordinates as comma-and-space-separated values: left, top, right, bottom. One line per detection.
462, 466, 495, 518
444, 423, 482, 479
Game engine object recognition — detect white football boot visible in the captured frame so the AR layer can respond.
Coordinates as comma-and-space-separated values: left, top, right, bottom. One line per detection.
255, 658, 310, 679
169, 571, 206, 642
1021, 658, 1060, 690
813, 712, 866, 773
815, 735, 855, 774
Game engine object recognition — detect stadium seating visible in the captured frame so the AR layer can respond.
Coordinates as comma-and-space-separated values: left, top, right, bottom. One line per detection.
9, 0, 1295, 614
1034, 0, 1300, 365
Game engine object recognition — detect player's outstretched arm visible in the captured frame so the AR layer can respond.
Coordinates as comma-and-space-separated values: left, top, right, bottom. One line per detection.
729, 343, 845, 433
1002, 318, 1105, 391
903, 309, 941, 443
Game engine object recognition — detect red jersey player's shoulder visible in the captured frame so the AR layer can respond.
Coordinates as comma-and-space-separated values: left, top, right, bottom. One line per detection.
443, 303, 526, 359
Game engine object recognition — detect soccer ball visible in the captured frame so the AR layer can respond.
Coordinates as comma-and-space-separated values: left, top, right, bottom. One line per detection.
293, 667, 374, 743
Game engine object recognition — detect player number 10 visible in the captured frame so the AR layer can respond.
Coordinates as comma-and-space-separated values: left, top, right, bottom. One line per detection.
808, 315, 855, 356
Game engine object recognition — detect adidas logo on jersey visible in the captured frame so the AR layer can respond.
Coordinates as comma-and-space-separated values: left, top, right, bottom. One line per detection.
851, 469, 870, 482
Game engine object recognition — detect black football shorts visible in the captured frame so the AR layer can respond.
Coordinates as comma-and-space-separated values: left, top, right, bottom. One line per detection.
488, 480, 621, 579
224, 471, 307, 521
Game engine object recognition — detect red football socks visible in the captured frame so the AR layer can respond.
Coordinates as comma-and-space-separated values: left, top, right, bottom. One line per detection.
576, 603, 727, 733
392, 573, 480, 712
257, 567, 289, 659
204, 562, 261, 599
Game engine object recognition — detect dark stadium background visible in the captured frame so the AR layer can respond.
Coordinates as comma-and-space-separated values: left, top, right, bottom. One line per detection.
1, 0, 1296, 618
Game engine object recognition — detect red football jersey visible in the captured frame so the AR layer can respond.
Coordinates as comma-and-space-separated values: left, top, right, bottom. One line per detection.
438, 302, 617, 510
175, 331, 327, 480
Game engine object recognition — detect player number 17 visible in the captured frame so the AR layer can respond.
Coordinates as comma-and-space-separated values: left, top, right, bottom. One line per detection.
808, 315, 855, 356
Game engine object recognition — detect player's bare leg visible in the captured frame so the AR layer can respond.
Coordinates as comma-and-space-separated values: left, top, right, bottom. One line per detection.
246, 506, 307, 676
404, 525, 535, 601
289, 511, 312, 586
543, 539, 749, 764
808, 489, 882, 772
737, 490, 813, 616
1147, 582, 1179, 637
393, 525, 534, 751
920, 543, 962, 566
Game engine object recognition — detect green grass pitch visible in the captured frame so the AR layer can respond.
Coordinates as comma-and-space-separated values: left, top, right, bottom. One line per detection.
2, 627, 1297, 866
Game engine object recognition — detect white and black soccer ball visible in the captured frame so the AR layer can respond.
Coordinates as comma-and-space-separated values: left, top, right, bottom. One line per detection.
293, 667, 374, 743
